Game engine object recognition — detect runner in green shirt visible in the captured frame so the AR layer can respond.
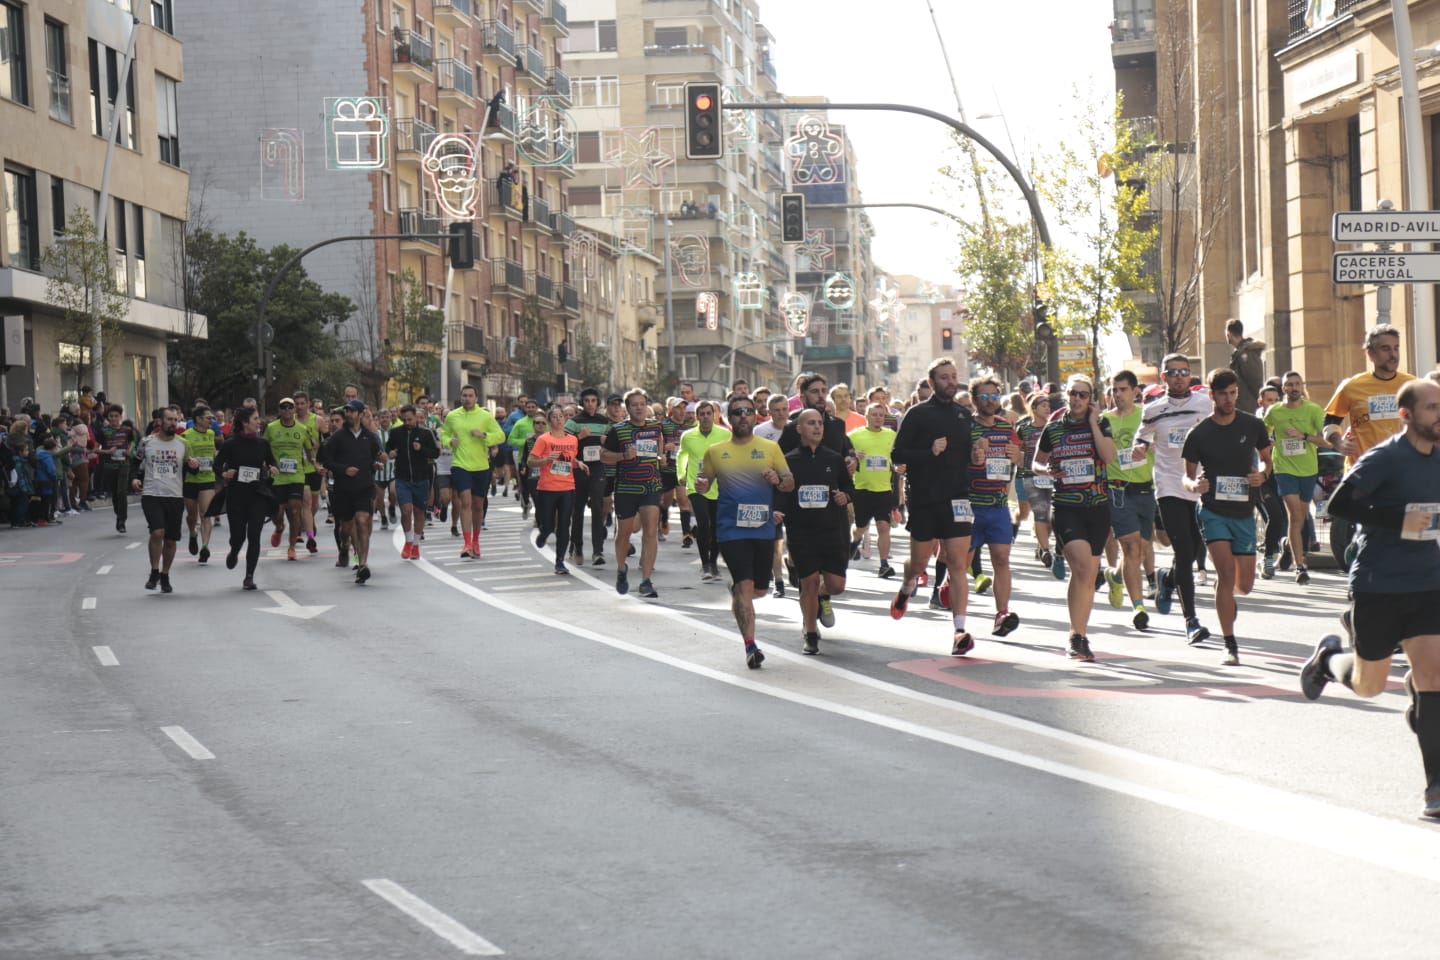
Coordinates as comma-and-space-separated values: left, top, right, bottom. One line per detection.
181, 406, 220, 563
1263, 370, 1328, 584
848, 403, 898, 578
1102, 371, 1157, 630
263, 398, 313, 560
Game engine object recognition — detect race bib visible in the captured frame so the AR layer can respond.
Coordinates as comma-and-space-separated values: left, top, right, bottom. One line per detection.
197, 457, 213, 471
1281, 437, 1307, 458
985, 457, 1012, 481
864, 454, 888, 471
798, 484, 829, 509
1061, 459, 1095, 485
110, 448, 126, 461
237, 466, 260, 483
152, 461, 177, 477
278, 457, 299, 474
1031, 473, 1053, 490
1369, 394, 1400, 420
635, 438, 659, 459
1401, 502, 1440, 541
736, 503, 768, 528
582, 444, 601, 462
1215, 476, 1249, 502
1167, 427, 1187, 447
950, 498, 974, 523
550, 460, 572, 477
1117, 449, 1138, 469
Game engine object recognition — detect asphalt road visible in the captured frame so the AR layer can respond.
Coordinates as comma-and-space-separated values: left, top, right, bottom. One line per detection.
3, 496, 1439, 958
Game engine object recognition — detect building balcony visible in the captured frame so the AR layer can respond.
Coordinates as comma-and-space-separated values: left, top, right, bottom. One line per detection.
527, 194, 552, 230
394, 117, 436, 156
640, 0, 724, 17
399, 208, 443, 250
519, 45, 547, 81
1284, 0, 1368, 43
491, 258, 529, 294
533, 272, 557, 304
494, 179, 525, 219
544, 0, 569, 36
462, 323, 488, 357
560, 283, 580, 315
803, 344, 854, 362
434, 0, 473, 27
515, 0, 543, 12
491, 103, 515, 136
550, 211, 575, 240
641, 42, 723, 75
392, 30, 434, 75
547, 67, 571, 103
436, 59, 476, 104
481, 19, 516, 58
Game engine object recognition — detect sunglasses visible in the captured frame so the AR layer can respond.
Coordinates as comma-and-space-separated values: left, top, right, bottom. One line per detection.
976, 393, 1001, 401
1164, 368, 1191, 377
1068, 390, 1091, 398
729, 407, 755, 416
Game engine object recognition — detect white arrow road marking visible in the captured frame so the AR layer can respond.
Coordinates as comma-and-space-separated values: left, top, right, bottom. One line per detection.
255, 590, 333, 620
363, 879, 503, 956
92, 646, 119, 666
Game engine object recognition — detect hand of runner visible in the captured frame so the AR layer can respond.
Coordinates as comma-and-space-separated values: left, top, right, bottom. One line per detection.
832, 490, 849, 506
844, 453, 858, 475
760, 468, 779, 485
1186, 474, 1210, 494
222, 469, 237, 480
1284, 426, 1303, 439
1246, 470, 1266, 487
932, 437, 948, 456
972, 437, 989, 465
695, 475, 712, 493
131, 479, 142, 492
187, 457, 200, 470
345, 466, 359, 477
1006, 442, 1023, 465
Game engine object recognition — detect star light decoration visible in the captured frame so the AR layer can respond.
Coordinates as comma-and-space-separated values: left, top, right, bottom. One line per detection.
606, 127, 675, 188
919, 281, 944, 304
780, 292, 812, 337
795, 229, 834, 271
870, 280, 903, 327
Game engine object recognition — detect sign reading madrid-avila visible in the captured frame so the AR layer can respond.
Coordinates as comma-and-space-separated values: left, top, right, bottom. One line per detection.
1332, 211, 1440, 242
1332, 252, 1440, 284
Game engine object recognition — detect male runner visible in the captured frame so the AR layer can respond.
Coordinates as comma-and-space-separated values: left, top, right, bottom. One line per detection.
507, 398, 542, 519
659, 397, 689, 542
964, 377, 1024, 636
848, 401, 898, 579
1300, 378, 1440, 818
1034, 375, 1117, 661
567, 388, 613, 565
679, 400, 731, 581
441, 385, 505, 559
387, 403, 439, 559
133, 407, 187, 593
783, 408, 855, 654
181, 406, 219, 564
96, 404, 137, 532
320, 400, 384, 583
1323, 324, 1415, 465
1104, 370, 1157, 630
1134, 353, 1214, 644
697, 395, 794, 668
1263, 370, 1326, 584
601, 389, 664, 598
1181, 368, 1272, 665
292, 390, 321, 554
889, 358, 979, 657
263, 398, 311, 561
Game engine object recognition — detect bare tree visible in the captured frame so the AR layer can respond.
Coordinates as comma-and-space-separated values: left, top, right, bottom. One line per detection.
42, 208, 130, 395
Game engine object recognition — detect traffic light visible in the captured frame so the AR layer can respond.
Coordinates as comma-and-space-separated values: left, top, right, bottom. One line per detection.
941, 327, 954, 350
781, 192, 806, 243
449, 222, 476, 269
684, 82, 722, 159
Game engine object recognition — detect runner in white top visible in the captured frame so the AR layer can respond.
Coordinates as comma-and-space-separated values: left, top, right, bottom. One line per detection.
134, 407, 188, 593
754, 394, 789, 442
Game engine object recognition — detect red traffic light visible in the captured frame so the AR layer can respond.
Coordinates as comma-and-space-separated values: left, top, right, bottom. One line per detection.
694, 93, 713, 111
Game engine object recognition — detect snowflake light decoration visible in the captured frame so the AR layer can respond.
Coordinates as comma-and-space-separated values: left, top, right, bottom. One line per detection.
606, 127, 674, 188
870, 280, 903, 326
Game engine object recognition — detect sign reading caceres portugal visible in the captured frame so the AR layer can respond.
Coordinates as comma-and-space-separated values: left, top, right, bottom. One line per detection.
1332, 252, 1440, 284
1333, 211, 1440, 242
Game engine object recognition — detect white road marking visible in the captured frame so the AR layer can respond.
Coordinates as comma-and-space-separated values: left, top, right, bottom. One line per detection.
363, 879, 503, 955
160, 725, 215, 760
96, 565, 112, 575
125, 542, 141, 550
477, 572, 555, 583
486, 582, 563, 592
404, 527, 1440, 884
255, 589, 333, 620
92, 646, 119, 666
81, 597, 97, 610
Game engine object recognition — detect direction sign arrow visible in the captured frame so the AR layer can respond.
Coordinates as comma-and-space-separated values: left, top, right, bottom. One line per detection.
1333, 210, 1440, 242
255, 589, 333, 620
1332, 251, 1440, 284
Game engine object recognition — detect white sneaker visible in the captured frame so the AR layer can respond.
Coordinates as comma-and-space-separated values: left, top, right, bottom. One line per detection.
861, 537, 872, 560
1196, 569, 1209, 587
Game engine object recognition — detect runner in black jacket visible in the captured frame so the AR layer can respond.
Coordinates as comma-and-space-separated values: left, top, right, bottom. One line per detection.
781, 408, 856, 654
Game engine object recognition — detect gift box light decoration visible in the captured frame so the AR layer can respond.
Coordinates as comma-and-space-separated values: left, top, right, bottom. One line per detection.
325, 97, 390, 170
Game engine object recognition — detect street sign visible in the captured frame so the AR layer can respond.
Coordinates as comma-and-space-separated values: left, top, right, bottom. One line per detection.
1057, 346, 1089, 361
1332, 210, 1440, 242
1332, 251, 1440, 284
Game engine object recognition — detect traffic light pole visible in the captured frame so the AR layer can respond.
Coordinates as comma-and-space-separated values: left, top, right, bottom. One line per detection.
254, 232, 448, 414
808, 202, 971, 230
722, 101, 1052, 250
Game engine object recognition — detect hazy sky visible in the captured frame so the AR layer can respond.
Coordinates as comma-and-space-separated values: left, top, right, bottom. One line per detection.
757, 0, 1117, 287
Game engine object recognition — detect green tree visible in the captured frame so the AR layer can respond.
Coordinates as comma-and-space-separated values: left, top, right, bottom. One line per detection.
169, 229, 355, 409
515, 295, 555, 397
573, 320, 612, 392
42, 207, 130, 394
385, 269, 443, 401
1036, 90, 1158, 380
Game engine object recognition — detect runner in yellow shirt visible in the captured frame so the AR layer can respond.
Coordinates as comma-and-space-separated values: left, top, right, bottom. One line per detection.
440, 384, 506, 559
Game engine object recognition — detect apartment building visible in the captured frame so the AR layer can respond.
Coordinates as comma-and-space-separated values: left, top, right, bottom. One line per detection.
890, 273, 967, 396
563, 0, 797, 397
178, 0, 583, 405
0, 0, 194, 414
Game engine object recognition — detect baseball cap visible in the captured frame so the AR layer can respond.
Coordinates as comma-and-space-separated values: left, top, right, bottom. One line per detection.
278, 397, 295, 407
605, 394, 623, 404
344, 399, 366, 411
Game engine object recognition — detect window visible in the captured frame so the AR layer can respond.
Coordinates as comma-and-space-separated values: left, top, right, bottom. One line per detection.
567, 19, 616, 53
381, 170, 393, 212
150, 0, 173, 34
576, 131, 600, 164
112, 198, 129, 293
374, 0, 384, 33
676, 353, 700, 379
653, 82, 683, 106
155, 73, 179, 165
4, 166, 38, 269
1347, 116, 1362, 212
133, 204, 146, 300
50, 175, 63, 235
0, 1, 28, 106
572, 76, 618, 107
130, 354, 156, 420
89, 39, 136, 148
45, 19, 70, 122
653, 26, 687, 49
598, 20, 617, 51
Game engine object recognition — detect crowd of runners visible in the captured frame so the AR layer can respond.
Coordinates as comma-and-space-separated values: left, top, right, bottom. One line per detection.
5, 323, 1440, 817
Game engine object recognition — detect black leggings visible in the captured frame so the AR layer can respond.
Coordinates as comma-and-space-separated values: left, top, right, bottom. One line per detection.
570, 466, 607, 556
536, 488, 574, 561
227, 488, 271, 579
1158, 496, 1200, 620
690, 495, 720, 566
